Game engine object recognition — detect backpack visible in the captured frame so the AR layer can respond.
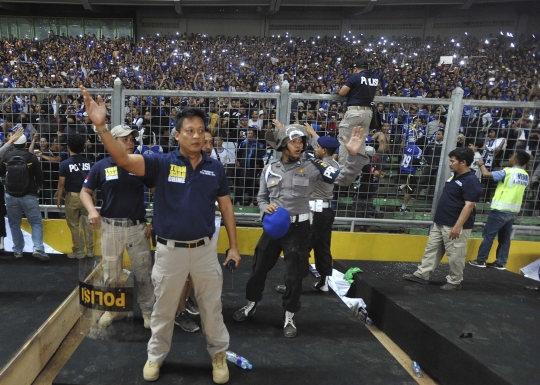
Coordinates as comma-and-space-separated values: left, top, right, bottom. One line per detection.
5, 153, 32, 197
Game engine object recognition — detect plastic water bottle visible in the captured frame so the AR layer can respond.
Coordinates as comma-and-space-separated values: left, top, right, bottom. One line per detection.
412, 361, 422, 377
226, 351, 253, 370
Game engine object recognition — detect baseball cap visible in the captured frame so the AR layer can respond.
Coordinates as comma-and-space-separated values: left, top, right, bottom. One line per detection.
240, 114, 248, 119
262, 207, 291, 239
364, 145, 375, 157
14, 134, 27, 145
83, 112, 88, 117
352, 57, 369, 68
110, 125, 139, 138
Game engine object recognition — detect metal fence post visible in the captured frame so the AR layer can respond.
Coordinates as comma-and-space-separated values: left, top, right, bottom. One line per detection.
278, 80, 290, 125
430, 87, 464, 220
112, 77, 123, 127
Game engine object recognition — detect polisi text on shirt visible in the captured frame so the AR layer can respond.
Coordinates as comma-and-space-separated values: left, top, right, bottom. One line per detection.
361, 77, 379, 86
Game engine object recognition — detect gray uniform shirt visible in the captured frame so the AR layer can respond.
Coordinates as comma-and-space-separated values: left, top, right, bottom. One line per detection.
310, 155, 340, 201
258, 152, 368, 217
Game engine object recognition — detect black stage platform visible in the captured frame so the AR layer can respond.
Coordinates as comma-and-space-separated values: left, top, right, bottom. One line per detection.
0, 253, 79, 369
54, 255, 417, 385
334, 260, 540, 385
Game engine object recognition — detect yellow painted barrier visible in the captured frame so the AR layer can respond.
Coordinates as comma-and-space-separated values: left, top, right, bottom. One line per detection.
34, 220, 539, 275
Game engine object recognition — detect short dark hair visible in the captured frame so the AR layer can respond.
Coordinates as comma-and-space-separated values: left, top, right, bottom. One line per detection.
448, 147, 474, 166
473, 139, 484, 148
175, 108, 207, 132
67, 133, 85, 154
514, 150, 530, 166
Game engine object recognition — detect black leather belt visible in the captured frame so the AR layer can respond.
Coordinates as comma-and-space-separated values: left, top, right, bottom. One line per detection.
157, 236, 209, 249
103, 218, 146, 227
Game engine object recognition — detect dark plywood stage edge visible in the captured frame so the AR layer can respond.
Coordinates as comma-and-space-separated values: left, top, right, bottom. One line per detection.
0, 253, 80, 370
334, 260, 540, 385
53, 255, 417, 385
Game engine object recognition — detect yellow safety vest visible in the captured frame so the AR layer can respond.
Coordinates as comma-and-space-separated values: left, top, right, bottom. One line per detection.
491, 167, 529, 212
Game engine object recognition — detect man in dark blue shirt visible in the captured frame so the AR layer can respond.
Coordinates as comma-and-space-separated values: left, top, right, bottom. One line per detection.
56, 133, 93, 259
403, 147, 482, 291
337, 57, 378, 166
81, 86, 240, 384
80, 125, 156, 330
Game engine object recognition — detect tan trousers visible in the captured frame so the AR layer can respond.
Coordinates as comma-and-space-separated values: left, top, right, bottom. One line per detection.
65, 192, 93, 254
413, 224, 472, 285
337, 108, 372, 166
100, 220, 155, 315
147, 237, 228, 363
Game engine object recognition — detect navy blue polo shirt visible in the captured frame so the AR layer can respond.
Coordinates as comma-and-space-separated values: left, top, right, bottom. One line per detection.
434, 170, 482, 229
59, 154, 91, 192
83, 157, 154, 220
345, 70, 379, 106
143, 150, 229, 241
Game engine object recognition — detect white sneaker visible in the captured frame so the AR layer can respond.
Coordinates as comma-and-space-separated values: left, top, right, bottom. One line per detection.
143, 313, 151, 329
98, 311, 125, 327
284, 311, 297, 338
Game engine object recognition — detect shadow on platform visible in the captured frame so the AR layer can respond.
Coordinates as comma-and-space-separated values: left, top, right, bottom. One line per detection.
335, 260, 540, 385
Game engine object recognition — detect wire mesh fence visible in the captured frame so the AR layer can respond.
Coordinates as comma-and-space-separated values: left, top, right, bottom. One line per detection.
0, 84, 539, 236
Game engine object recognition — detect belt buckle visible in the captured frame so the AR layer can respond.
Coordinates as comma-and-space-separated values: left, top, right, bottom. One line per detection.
187, 242, 194, 249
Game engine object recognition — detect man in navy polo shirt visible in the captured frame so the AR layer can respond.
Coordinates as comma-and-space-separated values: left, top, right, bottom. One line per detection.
81, 86, 240, 385
337, 56, 379, 165
403, 147, 482, 291
80, 125, 155, 330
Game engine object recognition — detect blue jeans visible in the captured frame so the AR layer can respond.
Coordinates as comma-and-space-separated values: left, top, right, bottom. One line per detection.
5, 193, 44, 253
476, 210, 517, 266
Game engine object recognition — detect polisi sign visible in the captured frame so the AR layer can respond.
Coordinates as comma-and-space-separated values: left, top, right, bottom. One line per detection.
69, 163, 91, 172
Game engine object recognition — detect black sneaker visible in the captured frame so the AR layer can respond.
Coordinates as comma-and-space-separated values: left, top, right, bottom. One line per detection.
486, 262, 506, 270
403, 273, 429, 284
32, 250, 50, 262
283, 311, 297, 338
275, 285, 287, 294
440, 283, 462, 291
174, 311, 200, 332
468, 260, 486, 268
399, 208, 410, 213
233, 301, 257, 322
185, 296, 200, 315
312, 276, 329, 292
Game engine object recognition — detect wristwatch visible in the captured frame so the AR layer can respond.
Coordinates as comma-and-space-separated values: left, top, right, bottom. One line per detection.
94, 125, 109, 135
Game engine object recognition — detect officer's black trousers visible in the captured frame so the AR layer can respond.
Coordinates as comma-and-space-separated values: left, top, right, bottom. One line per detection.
310, 208, 335, 277
245, 220, 310, 313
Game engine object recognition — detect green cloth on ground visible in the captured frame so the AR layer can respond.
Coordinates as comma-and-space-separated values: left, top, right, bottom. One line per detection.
344, 267, 363, 283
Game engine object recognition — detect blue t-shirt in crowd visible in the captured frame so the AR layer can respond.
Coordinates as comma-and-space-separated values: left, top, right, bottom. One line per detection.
433, 170, 482, 229
400, 145, 422, 175
143, 150, 229, 241
83, 157, 154, 220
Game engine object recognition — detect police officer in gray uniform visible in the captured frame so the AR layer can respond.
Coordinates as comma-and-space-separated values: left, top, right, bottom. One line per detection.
307, 135, 341, 292
338, 57, 379, 166
275, 127, 341, 294
234, 124, 368, 338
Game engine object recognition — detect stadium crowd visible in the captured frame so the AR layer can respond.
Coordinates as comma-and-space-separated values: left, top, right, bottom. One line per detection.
0, 32, 539, 213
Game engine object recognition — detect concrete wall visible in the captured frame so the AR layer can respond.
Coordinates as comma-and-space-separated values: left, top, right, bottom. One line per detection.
134, 4, 539, 39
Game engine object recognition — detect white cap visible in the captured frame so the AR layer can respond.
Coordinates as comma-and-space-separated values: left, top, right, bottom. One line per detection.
364, 145, 375, 157
14, 134, 27, 145
110, 125, 139, 138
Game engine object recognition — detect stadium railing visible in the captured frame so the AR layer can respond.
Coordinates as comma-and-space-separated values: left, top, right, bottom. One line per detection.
0, 79, 538, 237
